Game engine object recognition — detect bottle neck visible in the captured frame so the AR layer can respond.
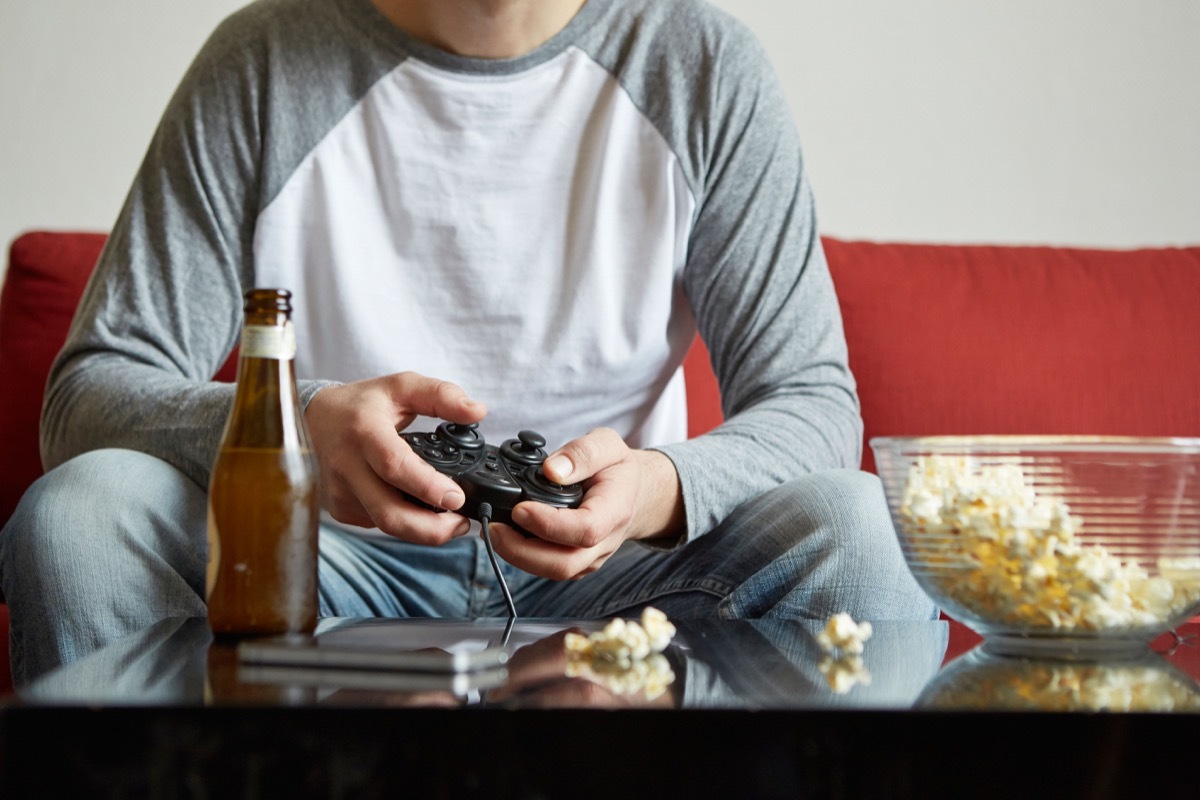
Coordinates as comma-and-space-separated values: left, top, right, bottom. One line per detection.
221, 325, 308, 450
240, 320, 296, 360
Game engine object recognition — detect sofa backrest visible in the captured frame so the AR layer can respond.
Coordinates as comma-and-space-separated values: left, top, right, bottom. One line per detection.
0, 232, 107, 526
826, 238, 1200, 471
684, 237, 1200, 471
4, 231, 1199, 526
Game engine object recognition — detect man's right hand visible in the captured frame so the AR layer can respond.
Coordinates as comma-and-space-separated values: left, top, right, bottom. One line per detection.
304, 372, 487, 544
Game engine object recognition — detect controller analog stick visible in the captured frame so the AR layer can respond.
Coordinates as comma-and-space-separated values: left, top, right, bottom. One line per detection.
503, 430, 548, 465
517, 430, 545, 452
437, 421, 484, 450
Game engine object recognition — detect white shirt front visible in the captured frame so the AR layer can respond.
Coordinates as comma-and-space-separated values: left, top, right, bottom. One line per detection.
255, 47, 697, 449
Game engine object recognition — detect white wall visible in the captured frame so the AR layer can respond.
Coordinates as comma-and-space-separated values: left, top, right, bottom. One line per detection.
710, 0, 1200, 249
3, 0, 1198, 282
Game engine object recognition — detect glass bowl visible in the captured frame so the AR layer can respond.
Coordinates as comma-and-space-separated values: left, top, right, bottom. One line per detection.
871, 436, 1200, 657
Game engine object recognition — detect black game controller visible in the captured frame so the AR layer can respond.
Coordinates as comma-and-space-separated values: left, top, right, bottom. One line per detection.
400, 421, 584, 532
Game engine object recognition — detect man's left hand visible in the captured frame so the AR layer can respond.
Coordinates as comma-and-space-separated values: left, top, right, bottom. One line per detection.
491, 428, 685, 580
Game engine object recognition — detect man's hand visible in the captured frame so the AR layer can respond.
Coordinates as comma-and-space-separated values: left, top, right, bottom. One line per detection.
304, 372, 486, 544
493, 428, 685, 580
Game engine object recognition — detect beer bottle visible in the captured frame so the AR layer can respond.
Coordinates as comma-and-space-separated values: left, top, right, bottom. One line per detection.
206, 288, 319, 635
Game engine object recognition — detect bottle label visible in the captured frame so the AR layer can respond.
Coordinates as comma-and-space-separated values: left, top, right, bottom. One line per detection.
241, 322, 296, 360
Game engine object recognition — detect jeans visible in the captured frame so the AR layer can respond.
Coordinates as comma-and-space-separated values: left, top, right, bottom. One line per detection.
0, 448, 936, 687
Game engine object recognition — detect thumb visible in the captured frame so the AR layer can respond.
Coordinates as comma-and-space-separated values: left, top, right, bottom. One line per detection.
542, 428, 626, 484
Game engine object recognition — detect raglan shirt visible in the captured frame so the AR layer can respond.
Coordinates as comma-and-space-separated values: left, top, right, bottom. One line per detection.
42, 0, 862, 544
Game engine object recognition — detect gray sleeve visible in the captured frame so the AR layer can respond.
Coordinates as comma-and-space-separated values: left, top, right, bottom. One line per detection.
646, 11, 862, 540
39, 4, 341, 487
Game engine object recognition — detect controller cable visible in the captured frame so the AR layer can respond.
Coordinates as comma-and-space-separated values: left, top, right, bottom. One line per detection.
477, 503, 518, 621
475, 503, 516, 710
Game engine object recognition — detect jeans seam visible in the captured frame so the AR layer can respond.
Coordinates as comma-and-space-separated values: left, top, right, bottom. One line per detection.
593, 576, 733, 618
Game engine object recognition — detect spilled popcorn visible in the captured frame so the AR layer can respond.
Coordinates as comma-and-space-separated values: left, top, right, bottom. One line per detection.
899, 456, 1200, 632
816, 613, 873, 694
817, 612, 874, 655
563, 607, 677, 699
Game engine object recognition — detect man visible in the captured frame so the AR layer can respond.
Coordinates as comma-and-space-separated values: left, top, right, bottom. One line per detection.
0, 0, 934, 687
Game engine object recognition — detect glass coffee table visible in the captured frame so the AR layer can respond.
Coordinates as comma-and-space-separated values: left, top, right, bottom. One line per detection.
2, 615, 1198, 797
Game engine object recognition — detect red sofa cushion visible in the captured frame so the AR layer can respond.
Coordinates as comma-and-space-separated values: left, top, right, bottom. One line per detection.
823, 239, 1200, 472
682, 239, 1200, 473
0, 232, 108, 527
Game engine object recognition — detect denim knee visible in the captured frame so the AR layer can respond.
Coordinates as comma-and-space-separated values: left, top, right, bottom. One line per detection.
721, 469, 937, 622
2, 449, 205, 599
0, 449, 208, 685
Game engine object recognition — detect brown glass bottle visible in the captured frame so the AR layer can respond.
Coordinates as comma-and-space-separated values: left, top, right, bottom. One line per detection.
206, 288, 319, 636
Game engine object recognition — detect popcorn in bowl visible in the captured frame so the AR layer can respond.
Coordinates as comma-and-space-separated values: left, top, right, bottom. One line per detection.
890, 448, 1200, 643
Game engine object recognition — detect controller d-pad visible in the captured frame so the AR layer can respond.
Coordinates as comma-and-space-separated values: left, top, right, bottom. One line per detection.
403, 433, 460, 467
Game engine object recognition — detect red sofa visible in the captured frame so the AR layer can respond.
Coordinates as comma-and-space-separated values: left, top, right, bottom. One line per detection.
3, 231, 1199, 694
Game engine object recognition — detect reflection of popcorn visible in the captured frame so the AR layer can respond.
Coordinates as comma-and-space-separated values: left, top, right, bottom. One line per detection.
815, 613, 873, 694
563, 608, 677, 699
565, 653, 675, 700
818, 653, 872, 695
899, 456, 1200, 632
927, 659, 1200, 712
817, 613, 873, 655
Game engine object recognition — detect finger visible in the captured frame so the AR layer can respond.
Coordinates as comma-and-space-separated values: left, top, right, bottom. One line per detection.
324, 486, 472, 545
368, 499, 472, 546
489, 520, 619, 580
361, 430, 467, 510
541, 427, 626, 485
320, 490, 376, 530
512, 480, 632, 550
487, 523, 606, 582
390, 372, 487, 424
329, 459, 472, 544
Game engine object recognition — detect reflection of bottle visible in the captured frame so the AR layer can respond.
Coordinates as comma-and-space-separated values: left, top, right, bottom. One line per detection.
206, 288, 318, 635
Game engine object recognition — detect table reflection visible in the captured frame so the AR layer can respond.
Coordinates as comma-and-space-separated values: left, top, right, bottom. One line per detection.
23, 615, 1200, 713
919, 646, 1200, 712
19, 616, 953, 711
